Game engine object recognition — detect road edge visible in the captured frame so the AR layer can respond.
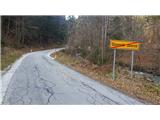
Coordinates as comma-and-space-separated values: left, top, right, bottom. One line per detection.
47, 48, 65, 60
0, 48, 64, 104
0, 53, 30, 104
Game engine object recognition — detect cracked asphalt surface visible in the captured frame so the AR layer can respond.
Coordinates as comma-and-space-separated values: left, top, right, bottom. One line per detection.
2, 49, 143, 104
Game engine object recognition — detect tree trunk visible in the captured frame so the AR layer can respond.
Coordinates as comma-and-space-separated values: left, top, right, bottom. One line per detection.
6, 16, 10, 40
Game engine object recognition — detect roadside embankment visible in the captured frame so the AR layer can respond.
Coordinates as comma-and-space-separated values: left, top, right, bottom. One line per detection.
52, 50, 160, 104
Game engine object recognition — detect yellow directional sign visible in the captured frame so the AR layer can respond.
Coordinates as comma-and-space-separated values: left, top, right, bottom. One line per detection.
110, 40, 141, 50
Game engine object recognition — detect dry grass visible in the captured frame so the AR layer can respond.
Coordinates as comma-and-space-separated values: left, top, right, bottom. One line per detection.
1, 45, 64, 70
117, 50, 160, 75
53, 51, 160, 104
1, 47, 27, 70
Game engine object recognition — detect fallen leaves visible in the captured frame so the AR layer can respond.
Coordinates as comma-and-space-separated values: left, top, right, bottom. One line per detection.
53, 51, 160, 104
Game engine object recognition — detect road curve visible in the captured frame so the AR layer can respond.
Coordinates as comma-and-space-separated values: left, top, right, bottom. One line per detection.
2, 49, 143, 105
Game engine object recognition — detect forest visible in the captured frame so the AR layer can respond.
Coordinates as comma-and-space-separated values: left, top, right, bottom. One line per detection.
66, 16, 160, 75
1, 16, 67, 69
1, 16, 160, 75
1, 16, 67, 48
1, 16, 160, 104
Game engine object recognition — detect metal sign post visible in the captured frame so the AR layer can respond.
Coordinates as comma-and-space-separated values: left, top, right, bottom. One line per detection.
110, 40, 141, 80
112, 49, 116, 80
131, 51, 135, 78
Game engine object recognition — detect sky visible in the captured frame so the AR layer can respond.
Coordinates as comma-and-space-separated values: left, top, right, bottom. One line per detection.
65, 15, 79, 20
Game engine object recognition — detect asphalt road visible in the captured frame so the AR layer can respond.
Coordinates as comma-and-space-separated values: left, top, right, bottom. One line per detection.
2, 49, 143, 105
